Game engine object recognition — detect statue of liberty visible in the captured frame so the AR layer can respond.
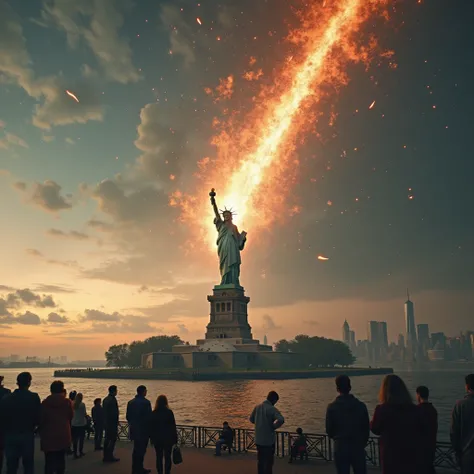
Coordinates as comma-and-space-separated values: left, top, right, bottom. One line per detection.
209, 188, 247, 286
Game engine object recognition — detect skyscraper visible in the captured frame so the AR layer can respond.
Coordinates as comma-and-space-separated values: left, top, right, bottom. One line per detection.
367, 321, 388, 362
342, 320, 351, 346
405, 289, 417, 346
417, 323, 430, 358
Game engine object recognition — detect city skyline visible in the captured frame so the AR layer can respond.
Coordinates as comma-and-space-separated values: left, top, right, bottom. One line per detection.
1, 1, 474, 359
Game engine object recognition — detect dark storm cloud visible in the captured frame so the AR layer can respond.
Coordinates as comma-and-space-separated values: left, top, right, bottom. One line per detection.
0, 311, 41, 326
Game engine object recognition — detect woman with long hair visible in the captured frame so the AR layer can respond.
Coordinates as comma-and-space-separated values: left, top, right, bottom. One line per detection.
71, 393, 87, 459
149, 395, 178, 474
371, 374, 423, 474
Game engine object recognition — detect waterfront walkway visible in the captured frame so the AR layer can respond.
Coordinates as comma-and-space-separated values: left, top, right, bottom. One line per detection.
29, 440, 453, 474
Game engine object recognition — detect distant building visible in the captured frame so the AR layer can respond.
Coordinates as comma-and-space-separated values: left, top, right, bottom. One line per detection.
405, 290, 417, 347
417, 324, 430, 358
349, 330, 356, 350
342, 320, 351, 346
431, 332, 446, 350
263, 335, 268, 346
367, 321, 388, 363
460, 332, 473, 360
398, 334, 405, 349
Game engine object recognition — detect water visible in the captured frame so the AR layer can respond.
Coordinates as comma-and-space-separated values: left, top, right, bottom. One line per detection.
0, 367, 470, 440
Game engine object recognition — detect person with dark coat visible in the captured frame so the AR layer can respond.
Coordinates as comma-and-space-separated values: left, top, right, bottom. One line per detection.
371, 374, 423, 474
215, 422, 233, 456
451, 374, 474, 474
0, 372, 41, 474
126, 385, 152, 474
0, 375, 11, 474
40, 380, 74, 474
92, 398, 104, 451
102, 385, 120, 463
149, 395, 178, 474
416, 386, 438, 474
326, 375, 369, 474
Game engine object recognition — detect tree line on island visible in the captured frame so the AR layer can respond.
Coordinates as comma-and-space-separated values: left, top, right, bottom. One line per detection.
105, 334, 355, 368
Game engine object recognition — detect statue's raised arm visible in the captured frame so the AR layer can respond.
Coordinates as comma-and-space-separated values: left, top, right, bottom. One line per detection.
209, 188, 221, 221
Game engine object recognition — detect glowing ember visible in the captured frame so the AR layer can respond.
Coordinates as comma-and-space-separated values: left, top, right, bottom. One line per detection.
318, 255, 330, 261
172, 0, 391, 250
65, 90, 79, 103
369, 100, 376, 109
196, 17, 202, 25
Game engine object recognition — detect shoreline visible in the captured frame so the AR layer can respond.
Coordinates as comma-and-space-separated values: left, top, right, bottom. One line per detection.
53, 367, 393, 381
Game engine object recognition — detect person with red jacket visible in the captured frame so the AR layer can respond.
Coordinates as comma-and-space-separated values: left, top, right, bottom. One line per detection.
370, 374, 423, 474
416, 386, 438, 474
40, 381, 74, 474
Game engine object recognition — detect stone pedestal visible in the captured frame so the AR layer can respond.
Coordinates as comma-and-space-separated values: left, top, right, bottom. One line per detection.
201, 284, 254, 341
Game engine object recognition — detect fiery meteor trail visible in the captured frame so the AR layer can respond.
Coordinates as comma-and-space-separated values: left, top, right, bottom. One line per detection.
196, 17, 202, 25
369, 100, 376, 109
65, 90, 79, 103
172, 0, 391, 249
318, 255, 330, 261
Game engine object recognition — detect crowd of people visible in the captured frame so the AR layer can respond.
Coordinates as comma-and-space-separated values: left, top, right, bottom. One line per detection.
0, 372, 473, 474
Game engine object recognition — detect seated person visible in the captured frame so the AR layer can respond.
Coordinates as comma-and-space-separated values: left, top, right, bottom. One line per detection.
215, 422, 233, 456
289, 427, 307, 463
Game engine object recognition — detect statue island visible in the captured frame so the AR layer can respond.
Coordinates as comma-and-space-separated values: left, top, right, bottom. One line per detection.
141, 188, 306, 374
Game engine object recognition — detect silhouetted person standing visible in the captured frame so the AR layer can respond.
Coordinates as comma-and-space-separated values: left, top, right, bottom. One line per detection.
250, 391, 284, 474
103, 385, 120, 463
92, 398, 104, 451
0, 376, 11, 474
371, 374, 423, 474
40, 381, 74, 474
126, 385, 152, 474
0, 372, 41, 474
326, 375, 369, 474
149, 395, 177, 474
451, 374, 474, 474
416, 386, 438, 474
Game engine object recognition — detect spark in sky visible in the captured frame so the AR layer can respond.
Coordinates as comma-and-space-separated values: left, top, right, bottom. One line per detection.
369, 100, 376, 109
65, 90, 79, 103
318, 255, 330, 261
172, 0, 392, 250
196, 17, 202, 25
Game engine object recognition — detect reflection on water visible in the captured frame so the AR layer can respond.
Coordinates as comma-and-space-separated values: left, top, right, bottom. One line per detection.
0, 367, 469, 440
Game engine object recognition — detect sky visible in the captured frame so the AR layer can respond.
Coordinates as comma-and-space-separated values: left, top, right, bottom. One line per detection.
1, 0, 473, 360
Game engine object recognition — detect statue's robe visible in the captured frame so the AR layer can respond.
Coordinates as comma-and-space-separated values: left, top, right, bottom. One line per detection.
214, 217, 246, 286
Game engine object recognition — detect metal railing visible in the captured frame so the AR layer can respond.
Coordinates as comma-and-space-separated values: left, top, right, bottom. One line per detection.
112, 422, 459, 471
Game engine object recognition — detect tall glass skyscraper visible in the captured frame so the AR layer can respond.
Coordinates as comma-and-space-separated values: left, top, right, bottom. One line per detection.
405, 289, 417, 345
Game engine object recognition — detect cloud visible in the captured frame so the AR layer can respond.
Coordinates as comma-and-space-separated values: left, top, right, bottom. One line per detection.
13, 182, 27, 191
86, 219, 114, 232
177, 323, 189, 335
47, 312, 69, 324
0, 298, 11, 316
47, 228, 89, 240
161, 5, 196, 68
26, 249, 43, 257
262, 314, 281, 330
34, 284, 77, 294
0, 311, 42, 326
1, 288, 56, 309
0, 2, 104, 129
83, 309, 121, 322
0, 132, 28, 150
27, 180, 72, 212
42, 0, 140, 84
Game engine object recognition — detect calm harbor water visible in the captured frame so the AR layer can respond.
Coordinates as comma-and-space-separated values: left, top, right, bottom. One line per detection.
1, 366, 471, 440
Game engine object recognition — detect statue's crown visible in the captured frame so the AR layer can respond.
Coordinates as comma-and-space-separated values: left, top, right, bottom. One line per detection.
220, 206, 236, 216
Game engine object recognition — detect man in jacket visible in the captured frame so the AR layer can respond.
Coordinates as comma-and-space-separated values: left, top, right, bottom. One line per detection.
416, 385, 438, 474
126, 385, 152, 474
0, 376, 11, 474
103, 385, 120, 463
451, 374, 474, 474
40, 380, 74, 474
0, 372, 41, 474
325, 375, 369, 474
250, 391, 285, 474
